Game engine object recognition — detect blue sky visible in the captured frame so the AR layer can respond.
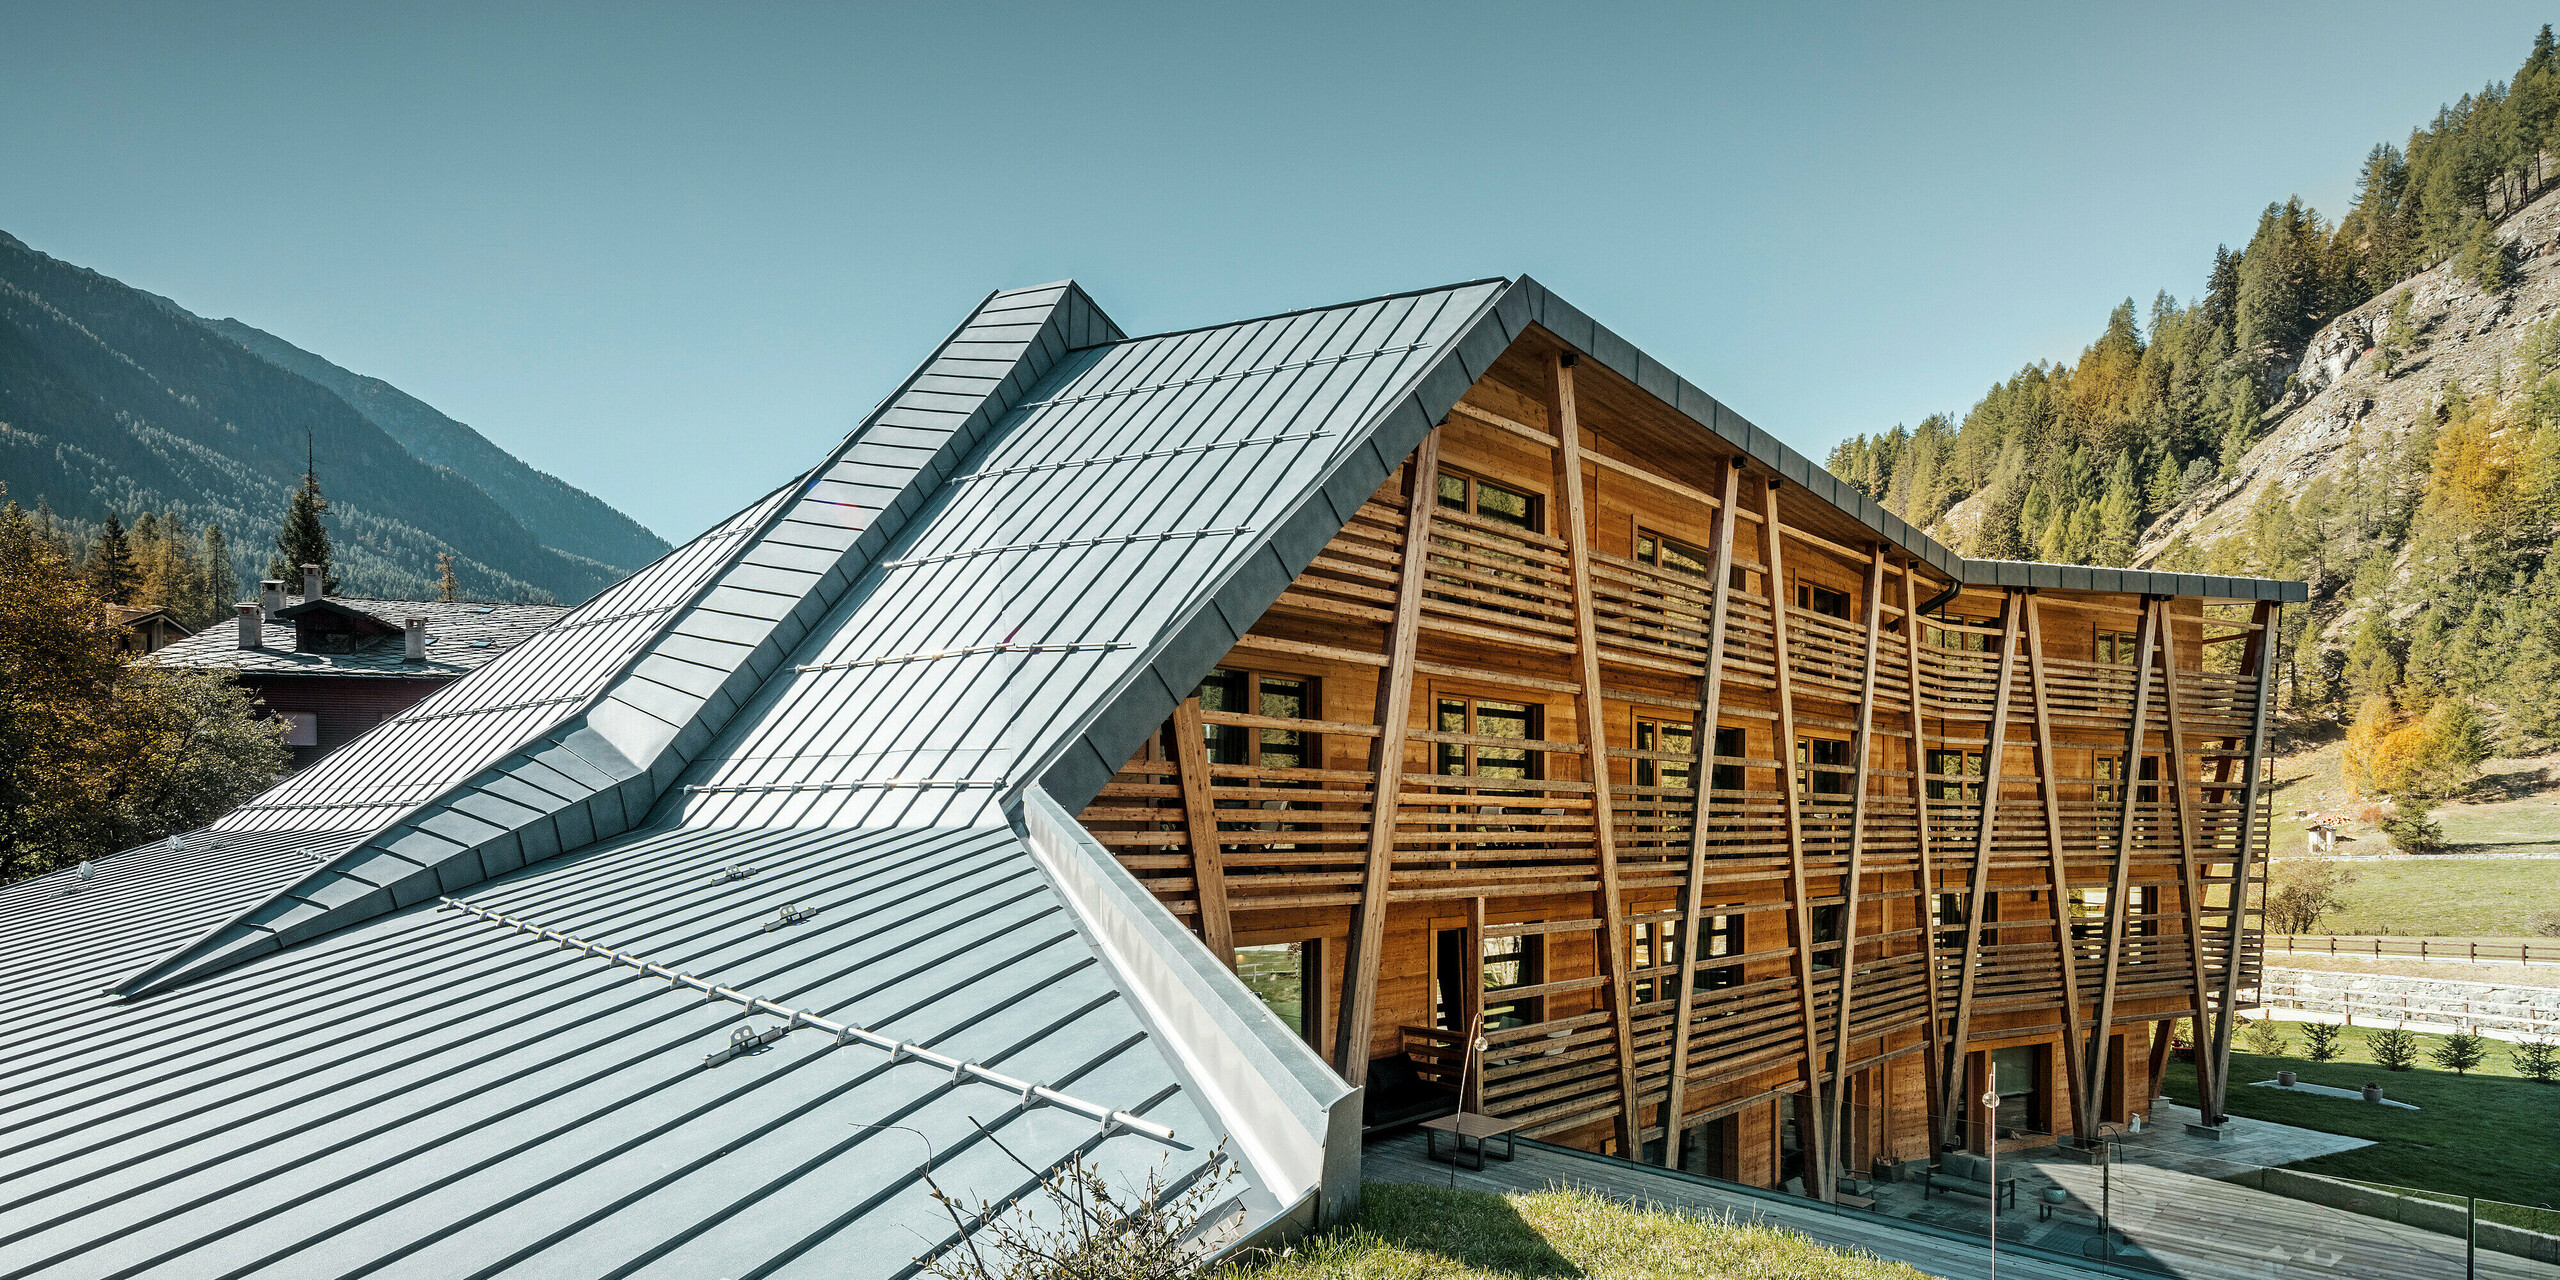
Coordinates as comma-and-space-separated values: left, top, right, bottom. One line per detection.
4, 2, 2551, 541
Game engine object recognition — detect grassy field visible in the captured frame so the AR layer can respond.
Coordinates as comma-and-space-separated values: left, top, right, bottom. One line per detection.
2163, 1023, 2560, 1210
2313, 859, 2560, 937
1226, 1181, 1923, 1280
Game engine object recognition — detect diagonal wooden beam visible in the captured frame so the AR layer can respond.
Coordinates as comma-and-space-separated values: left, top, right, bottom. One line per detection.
2082, 599, 2160, 1122
1936, 593, 2022, 1153
1901, 565, 1948, 1147
1546, 351, 1643, 1156
1821, 546, 1890, 1187
2205, 601, 2279, 1124
1660, 455, 1747, 1167
2022, 596, 2092, 1137
1330, 427, 1441, 1084
1762, 476, 1831, 1201
2155, 605, 2222, 1121
1170, 696, 1234, 968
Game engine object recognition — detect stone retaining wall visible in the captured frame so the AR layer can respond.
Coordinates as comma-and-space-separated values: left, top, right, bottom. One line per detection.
2261, 966, 2560, 1037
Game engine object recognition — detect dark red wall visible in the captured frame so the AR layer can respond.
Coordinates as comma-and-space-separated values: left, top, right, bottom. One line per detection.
241, 674, 454, 767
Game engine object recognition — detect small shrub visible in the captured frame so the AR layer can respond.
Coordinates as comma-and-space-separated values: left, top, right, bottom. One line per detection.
2302, 1022, 2344, 1063
919, 1129, 1238, 1280
2527, 908, 2560, 939
2349, 801, 2391, 826
2370, 1027, 2420, 1071
2238, 1018, 2291, 1056
2511, 1039, 2560, 1083
2430, 1032, 2489, 1075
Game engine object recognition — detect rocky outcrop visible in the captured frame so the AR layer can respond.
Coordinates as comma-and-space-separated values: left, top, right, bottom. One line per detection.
2134, 183, 2560, 570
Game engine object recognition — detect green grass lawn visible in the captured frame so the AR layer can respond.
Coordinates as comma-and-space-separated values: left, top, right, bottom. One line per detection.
2163, 1025, 2560, 1211
2316, 858, 2560, 937
1226, 1181, 1923, 1280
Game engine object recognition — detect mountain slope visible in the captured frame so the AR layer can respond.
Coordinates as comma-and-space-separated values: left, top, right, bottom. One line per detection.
201, 317, 665, 571
2136, 182, 2560, 565
0, 231, 647, 604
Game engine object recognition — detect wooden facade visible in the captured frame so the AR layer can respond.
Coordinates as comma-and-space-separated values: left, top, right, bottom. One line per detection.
1076, 330, 2276, 1200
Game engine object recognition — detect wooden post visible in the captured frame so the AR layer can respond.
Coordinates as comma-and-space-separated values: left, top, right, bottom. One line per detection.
1902, 565, 1948, 1147
1821, 546, 1890, 1187
1171, 696, 1234, 967
1465, 895, 1488, 1114
1660, 456, 1746, 1166
1763, 476, 1831, 1201
1936, 593, 2022, 1152
1331, 428, 1442, 1083
2205, 601, 2281, 1124
2156, 604, 2222, 1117
2021, 596, 2091, 1136
2082, 599, 2160, 1120
1546, 351, 1643, 1155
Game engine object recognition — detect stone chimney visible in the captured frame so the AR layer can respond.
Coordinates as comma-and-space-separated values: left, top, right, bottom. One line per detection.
404, 616, 426, 663
261, 579, 286, 620
237, 601, 263, 649
301, 564, 323, 603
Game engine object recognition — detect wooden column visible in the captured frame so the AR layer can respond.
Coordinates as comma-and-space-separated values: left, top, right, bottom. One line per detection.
1546, 352, 1643, 1154
1762, 477, 1831, 1200
1901, 565, 1948, 1147
1935, 593, 2022, 1151
1821, 546, 1890, 1186
1170, 697, 1234, 966
1331, 428, 1442, 1083
2204, 601, 2281, 1124
2155, 605, 2221, 1117
2021, 596, 2091, 1136
1464, 895, 1488, 1113
2081, 599, 2160, 1120
1660, 456, 1747, 1166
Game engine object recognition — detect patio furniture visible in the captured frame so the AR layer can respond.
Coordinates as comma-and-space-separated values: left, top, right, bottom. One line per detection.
1922, 1151, 2017, 1210
1420, 1112, 1524, 1171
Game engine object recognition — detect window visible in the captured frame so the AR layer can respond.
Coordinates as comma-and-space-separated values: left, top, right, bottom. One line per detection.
1194, 668, 1320, 839
1939, 890, 1997, 950
2095, 754, 2159, 807
1235, 941, 1317, 1044
1630, 919, 1675, 1005
1634, 718, 1692, 791
1632, 913, 1742, 1004
1795, 582, 1852, 620
1810, 904, 1845, 971
2068, 887, 2109, 942
1796, 737, 1853, 798
1636, 530, 1714, 578
1437, 470, 1542, 532
1925, 616, 1992, 652
1925, 748, 1984, 803
1436, 927, 1542, 1032
2095, 629, 2139, 665
1989, 1044, 2046, 1138
1436, 697, 1540, 788
278, 711, 319, 748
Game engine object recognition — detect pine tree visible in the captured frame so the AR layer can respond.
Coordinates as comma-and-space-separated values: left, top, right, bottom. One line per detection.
2093, 453, 2143, 565
199, 524, 235, 624
436, 552, 460, 603
275, 443, 336, 596
86, 513, 138, 606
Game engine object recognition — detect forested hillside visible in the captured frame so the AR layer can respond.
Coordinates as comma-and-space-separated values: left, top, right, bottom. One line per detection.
203, 317, 666, 573
0, 231, 662, 605
1826, 26, 2560, 749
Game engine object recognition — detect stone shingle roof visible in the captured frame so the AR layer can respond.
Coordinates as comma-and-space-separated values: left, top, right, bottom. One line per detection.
144, 597, 570, 677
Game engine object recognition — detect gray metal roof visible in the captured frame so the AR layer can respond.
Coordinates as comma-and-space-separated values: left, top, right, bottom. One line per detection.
147, 598, 572, 678
0, 822, 1249, 1280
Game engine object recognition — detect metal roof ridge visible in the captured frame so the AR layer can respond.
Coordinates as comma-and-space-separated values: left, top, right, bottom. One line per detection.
1099, 276, 1512, 348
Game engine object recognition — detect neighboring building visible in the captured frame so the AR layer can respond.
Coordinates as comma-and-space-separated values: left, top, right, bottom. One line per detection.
144, 569, 567, 765
0, 277, 2298, 1275
103, 604, 192, 655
